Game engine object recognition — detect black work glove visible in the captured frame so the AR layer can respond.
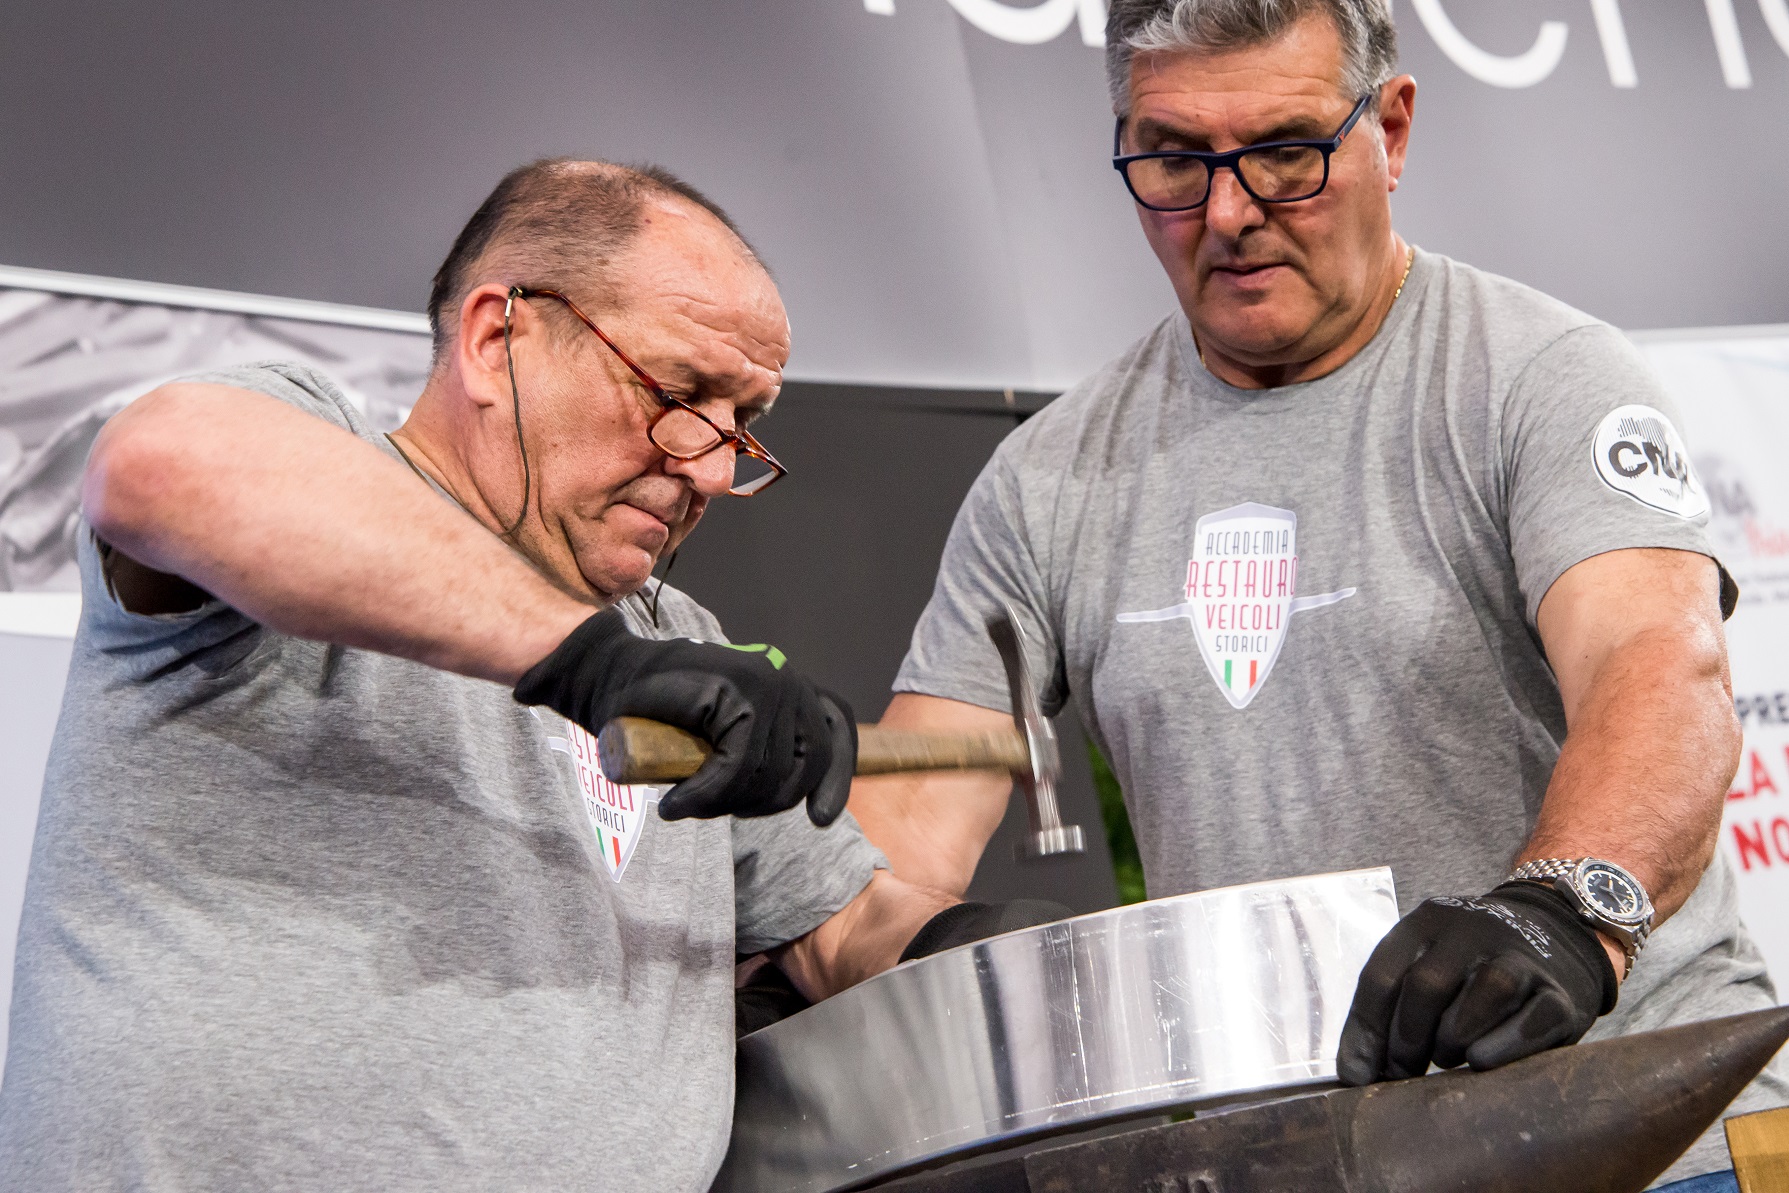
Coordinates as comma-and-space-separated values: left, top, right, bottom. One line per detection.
514, 610, 856, 825
900, 899, 1076, 963
1335, 881, 1619, 1085
736, 961, 810, 1038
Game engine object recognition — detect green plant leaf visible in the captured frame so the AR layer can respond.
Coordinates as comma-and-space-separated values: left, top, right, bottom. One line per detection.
1089, 741, 1145, 905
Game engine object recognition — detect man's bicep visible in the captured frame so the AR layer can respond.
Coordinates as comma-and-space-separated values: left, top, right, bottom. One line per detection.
83, 378, 360, 564
896, 450, 1064, 716
878, 691, 1009, 730
1535, 547, 1727, 721
882, 444, 1062, 890
1503, 327, 1714, 628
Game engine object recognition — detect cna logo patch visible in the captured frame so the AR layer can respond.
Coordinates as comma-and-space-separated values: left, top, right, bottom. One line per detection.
1593, 404, 1709, 519
1116, 502, 1356, 709
535, 711, 662, 883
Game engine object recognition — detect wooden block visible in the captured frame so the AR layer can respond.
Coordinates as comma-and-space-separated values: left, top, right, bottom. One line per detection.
1727, 1106, 1789, 1193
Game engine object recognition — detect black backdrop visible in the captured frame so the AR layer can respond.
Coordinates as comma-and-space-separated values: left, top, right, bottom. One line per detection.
672, 382, 1122, 912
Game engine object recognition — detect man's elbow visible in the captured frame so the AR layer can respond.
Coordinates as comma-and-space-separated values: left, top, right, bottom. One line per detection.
1713, 686, 1743, 792
1682, 627, 1743, 834
1685, 622, 1742, 773
82, 386, 212, 550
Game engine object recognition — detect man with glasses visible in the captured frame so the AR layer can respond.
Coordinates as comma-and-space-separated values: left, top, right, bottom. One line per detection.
849, 2, 1785, 1187
0, 159, 971, 1192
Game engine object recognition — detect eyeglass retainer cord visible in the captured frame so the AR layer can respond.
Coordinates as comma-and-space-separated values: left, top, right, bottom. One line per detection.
500, 286, 535, 541
506, 286, 679, 630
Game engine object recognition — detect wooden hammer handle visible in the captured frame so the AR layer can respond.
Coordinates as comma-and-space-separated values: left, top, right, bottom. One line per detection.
597, 716, 1030, 785
856, 726, 1031, 776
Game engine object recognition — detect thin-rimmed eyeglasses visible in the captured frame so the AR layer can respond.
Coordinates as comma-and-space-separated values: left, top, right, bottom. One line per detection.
508, 287, 787, 497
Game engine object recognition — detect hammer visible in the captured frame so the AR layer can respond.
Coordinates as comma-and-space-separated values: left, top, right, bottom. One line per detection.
596, 604, 1087, 861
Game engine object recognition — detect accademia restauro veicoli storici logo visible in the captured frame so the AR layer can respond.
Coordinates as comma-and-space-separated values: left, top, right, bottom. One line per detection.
1116, 503, 1355, 711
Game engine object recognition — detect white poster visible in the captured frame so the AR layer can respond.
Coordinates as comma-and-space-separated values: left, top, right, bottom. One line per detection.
0, 268, 430, 596
1639, 329, 1789, 986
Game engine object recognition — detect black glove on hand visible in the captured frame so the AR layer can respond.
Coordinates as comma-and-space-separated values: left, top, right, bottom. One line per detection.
514, 610, 856, 825
900, 899, 1076, 963
1335, 881, 1619, 1085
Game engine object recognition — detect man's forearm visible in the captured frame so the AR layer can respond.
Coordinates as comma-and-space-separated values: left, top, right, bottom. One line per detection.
846, 693, 1014, 894
1520, 625, 1736, 923
1527, 550, 1741, 932
773, 870, 958, 1001
84, 384, 590, 684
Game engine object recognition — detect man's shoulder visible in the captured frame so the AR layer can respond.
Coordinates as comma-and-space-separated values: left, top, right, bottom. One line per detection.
1055, 310, 1190, 413
1415, 251, 1624, 365
998, 312, 1190, 464
173, 360, 372, 440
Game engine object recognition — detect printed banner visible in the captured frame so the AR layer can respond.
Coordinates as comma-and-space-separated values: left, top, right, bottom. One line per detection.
1640, 331, 1789, 986
0, 283, 429, 593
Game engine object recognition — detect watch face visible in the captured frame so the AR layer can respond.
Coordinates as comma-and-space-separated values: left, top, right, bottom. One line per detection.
1581, 864, 1646, 921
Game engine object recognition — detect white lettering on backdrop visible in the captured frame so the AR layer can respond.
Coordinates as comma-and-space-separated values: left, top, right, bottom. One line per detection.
1588, 0, 1639, 88
1767, 0, 1789, 56
865, 0, 1789, 90
866, 0, 1107, 46
1407, 0, 1569, 88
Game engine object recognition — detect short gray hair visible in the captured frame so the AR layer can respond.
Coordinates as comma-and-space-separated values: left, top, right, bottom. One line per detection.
1105, 0, 1398, 114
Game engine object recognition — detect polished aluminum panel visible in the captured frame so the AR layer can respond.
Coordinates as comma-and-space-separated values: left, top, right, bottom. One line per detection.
716, 868, 1398, 1193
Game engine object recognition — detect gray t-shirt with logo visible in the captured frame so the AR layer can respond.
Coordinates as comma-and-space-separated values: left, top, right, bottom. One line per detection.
896, 250, 1783, 1184
0, 363, 885, 1193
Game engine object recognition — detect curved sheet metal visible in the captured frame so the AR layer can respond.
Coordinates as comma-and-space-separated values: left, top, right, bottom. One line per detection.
716, 867, 1399, 1193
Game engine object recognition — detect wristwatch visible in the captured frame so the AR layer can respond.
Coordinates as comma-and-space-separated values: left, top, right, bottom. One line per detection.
1507, 857, 1655, 978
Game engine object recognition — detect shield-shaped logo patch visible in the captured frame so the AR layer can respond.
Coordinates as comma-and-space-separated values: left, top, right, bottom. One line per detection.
536, 711, 662, 882
1117, 502, 1356, 709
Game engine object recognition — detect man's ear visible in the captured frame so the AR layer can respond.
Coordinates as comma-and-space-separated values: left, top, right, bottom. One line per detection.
454, 284, 526, 410
1380, 75, 1417, 192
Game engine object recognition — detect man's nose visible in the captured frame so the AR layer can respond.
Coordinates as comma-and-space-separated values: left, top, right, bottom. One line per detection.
1203, 168, 1265, 239
664, 446, 736, 498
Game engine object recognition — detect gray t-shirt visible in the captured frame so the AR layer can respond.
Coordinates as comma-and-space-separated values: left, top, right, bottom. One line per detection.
0, 363, 885, 1193
896, 250, 1783, 1183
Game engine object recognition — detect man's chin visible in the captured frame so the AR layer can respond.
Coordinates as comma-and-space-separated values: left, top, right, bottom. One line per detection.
568, 546, 660, 605
1196, 320, 1315, 366
570, 515, 699, 604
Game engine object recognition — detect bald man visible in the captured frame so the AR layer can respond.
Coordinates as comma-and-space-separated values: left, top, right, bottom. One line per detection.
0, 159, 956, 1193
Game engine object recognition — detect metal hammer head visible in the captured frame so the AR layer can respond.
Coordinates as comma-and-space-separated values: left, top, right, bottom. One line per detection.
988, 603, 1085, 862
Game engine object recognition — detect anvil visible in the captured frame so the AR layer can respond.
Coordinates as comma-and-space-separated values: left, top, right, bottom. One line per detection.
869, 1008, 1789, 1193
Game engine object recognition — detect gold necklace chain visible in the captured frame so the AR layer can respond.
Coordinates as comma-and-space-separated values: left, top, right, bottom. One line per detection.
1391, 242, 1416, 303
1195, 243, 1416, 368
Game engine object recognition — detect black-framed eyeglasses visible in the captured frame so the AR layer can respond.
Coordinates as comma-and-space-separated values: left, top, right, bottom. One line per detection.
511, 287, 787, 497
1112, 93, 1374, 212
